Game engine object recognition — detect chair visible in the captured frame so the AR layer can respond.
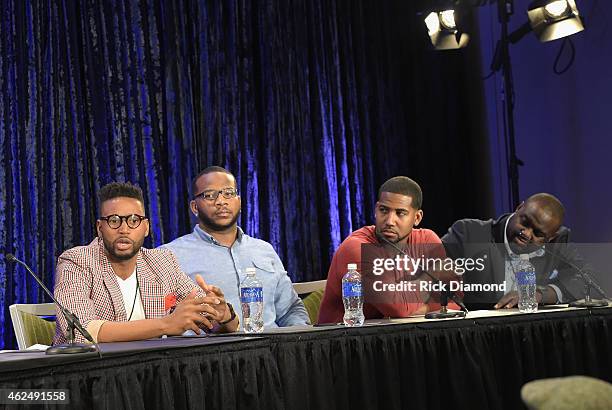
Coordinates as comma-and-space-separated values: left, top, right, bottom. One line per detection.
293, 280, 326, 324
9, 303, 56, 349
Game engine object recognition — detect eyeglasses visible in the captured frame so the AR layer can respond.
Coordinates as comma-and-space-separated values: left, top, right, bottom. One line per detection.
99, 214, 148, 229
194, 187, 238, 201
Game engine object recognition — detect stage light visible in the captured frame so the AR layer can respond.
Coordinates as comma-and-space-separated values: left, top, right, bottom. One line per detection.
424, 12, 441, 33
544, 0, 569, 17
527, 0, 584, 42
440, 10, 457, 29
424, 9, 469, 50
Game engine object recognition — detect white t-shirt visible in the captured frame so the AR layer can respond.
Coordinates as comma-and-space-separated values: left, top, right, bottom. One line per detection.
116, 269, 146, 321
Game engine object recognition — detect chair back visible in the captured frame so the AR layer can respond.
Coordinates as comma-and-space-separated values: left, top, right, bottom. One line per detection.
9, 303, 56, 349
293, 280, 326, 295
293, 280, 327, 324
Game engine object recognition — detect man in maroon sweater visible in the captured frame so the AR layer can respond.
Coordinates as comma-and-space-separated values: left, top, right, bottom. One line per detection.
318, 176, 458, 324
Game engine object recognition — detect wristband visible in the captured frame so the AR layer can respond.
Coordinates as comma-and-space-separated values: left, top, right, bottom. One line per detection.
218, 303, 236, 325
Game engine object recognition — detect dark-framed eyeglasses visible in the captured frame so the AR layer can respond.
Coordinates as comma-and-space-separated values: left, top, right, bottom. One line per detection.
194, 187, 238, 201
99, 214, 148, 229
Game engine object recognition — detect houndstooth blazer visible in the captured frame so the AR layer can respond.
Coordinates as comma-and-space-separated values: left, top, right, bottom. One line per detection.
53, 238, 203, 344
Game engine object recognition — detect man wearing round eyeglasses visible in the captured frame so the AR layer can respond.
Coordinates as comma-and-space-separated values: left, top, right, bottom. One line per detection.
97, 213, 149, 262
53, 182, 239, 345
162, 166, 309, 328
441, 193, 586, 309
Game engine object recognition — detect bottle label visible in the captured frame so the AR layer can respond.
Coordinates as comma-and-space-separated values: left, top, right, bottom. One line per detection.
516, 270, 536, 286
342, 282, 362, 298
240, 287, 263, 303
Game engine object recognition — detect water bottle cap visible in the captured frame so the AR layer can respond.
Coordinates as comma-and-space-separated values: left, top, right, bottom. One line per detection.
245, 267, 257, 274
347, 263, 357, 270
519, 254, 530, 260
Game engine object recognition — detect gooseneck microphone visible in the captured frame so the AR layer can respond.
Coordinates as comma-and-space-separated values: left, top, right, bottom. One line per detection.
537, 246, 609, 308
376, 236, 468, 318
6, 253, 99, 355
516, 229, 609, 308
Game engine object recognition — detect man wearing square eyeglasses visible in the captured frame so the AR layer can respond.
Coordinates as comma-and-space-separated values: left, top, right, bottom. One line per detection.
53, 182, 239, 345
162, 166, 309, 328
441, 193, 586, 309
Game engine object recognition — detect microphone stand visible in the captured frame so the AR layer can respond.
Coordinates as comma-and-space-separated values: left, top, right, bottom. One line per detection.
6, 254, 100, 355
538, 246, 609, 308
425, 291, 466, 319
570, 284, 608, 308
377, 237, 468, 319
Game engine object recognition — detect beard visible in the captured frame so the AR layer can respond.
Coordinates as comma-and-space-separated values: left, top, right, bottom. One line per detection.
101, 236, 143, 261
375, 226, 410, 245
198, 207, 240, 232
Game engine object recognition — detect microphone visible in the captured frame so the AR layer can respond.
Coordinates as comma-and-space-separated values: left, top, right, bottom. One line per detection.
376, 235, 468, 318
6, 253, 99, 355
534, 244, 609, 308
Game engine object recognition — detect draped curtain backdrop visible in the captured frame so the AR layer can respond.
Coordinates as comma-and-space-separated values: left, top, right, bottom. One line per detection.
0, 0, 491, 348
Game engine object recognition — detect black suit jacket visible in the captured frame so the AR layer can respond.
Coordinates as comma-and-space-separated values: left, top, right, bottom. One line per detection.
441, 214, 584, 308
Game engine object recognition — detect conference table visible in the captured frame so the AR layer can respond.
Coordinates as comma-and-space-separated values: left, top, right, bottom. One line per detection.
1, 306, 611, 409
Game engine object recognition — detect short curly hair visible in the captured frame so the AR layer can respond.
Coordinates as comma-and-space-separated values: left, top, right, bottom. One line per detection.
98, 182, 145, 206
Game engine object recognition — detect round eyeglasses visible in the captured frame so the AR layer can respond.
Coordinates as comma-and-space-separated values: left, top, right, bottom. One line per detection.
99, 214, 148, 229
194, 187, 238, 201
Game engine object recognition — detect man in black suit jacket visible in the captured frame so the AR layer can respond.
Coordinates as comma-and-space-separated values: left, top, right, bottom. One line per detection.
441, 193, 585, 310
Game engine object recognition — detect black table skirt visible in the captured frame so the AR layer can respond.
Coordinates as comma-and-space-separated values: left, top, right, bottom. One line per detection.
270, 308, 612, 410
1, 308, 611, 410
1, 338, 283, 410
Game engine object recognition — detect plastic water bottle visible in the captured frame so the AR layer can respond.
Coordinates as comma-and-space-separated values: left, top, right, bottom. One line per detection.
342, 263, 364, 326
516, 254, 538, 313
240, 267, 264, 333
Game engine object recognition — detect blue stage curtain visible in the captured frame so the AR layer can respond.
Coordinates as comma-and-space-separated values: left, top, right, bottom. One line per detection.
0, 0, 489, 348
